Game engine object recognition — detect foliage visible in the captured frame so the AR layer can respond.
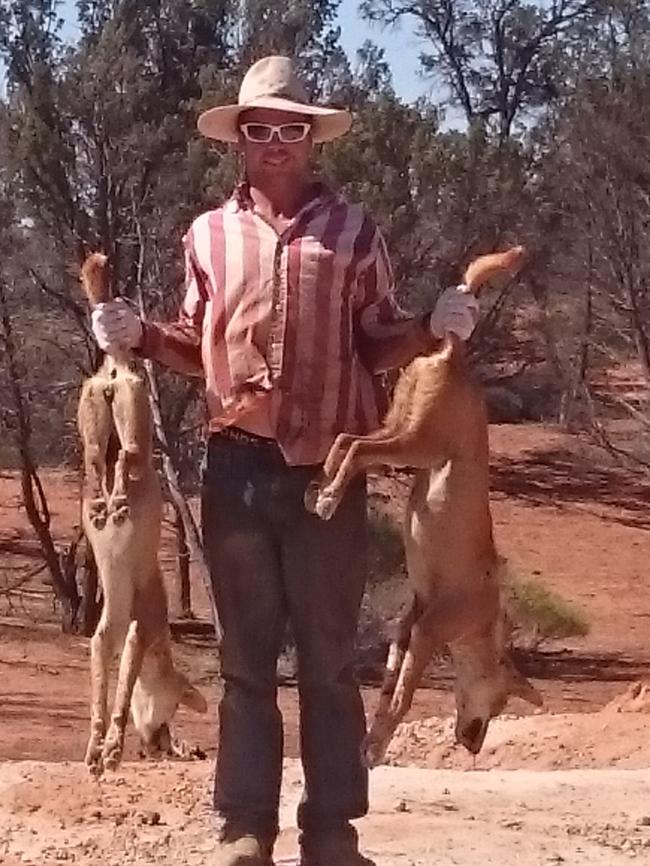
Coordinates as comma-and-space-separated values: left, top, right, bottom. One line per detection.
1, 0, 650, 624
503, 565, 590, 644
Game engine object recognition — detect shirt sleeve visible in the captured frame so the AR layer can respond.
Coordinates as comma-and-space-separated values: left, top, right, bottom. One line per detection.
354, 227, 414, 342
138, 232, 206, 377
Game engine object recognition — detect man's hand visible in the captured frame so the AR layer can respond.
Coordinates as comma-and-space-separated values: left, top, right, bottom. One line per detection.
91, 298, 143, 353
429, 286, 479, 342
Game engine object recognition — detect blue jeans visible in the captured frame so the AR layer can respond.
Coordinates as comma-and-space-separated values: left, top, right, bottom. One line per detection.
201, 430, 369, 837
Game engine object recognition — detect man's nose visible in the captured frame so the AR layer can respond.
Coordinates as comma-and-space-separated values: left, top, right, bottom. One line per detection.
265, 135, 287, 150
269, 134, 292, 149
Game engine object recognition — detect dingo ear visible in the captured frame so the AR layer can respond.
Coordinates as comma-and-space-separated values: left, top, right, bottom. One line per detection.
507, 662, 543, 707
178, 674, 208, 713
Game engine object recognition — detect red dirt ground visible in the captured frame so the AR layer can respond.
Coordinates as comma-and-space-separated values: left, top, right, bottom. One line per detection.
2, 423, 650, 865
2, 423, 650, 767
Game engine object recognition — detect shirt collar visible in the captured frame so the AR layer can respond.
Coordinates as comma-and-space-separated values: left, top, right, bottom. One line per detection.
226, 179, 339, 217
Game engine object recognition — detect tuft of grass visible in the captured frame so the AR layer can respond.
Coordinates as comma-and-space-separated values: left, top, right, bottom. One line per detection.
502, 564, 590, 643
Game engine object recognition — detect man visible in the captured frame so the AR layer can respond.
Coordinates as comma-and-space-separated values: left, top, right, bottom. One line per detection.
91, 56, 478, 866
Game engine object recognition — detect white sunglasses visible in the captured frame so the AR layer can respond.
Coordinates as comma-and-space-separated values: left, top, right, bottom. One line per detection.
240, 121, 312, 144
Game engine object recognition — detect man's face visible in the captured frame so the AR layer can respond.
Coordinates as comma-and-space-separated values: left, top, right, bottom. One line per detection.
238, 108, 313, 181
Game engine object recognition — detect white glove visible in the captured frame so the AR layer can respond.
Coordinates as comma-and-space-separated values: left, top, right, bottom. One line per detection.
90, 298, 143, 353
429, 285, 479, 341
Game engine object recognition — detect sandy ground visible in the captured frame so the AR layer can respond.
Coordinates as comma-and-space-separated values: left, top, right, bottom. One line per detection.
1, 759, 650, 865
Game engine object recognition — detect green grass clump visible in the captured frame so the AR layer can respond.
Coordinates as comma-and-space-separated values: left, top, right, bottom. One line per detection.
503, 565, 590, 642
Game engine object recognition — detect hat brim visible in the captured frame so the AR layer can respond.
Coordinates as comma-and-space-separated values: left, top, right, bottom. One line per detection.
197, 96, 351, 143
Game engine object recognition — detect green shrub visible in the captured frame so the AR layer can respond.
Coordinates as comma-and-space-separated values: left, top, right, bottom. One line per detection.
502, 564, 590, 642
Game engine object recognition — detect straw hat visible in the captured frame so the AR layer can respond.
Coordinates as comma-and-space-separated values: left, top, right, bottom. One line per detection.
197, 55, 351, 144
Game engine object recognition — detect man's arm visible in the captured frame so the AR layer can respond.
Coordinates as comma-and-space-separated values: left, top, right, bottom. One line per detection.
356, 307, 440, 374
136, 237, 206, 377
353, 230, 439, 374
92, 232, 208, 377
354, 229, 478, 374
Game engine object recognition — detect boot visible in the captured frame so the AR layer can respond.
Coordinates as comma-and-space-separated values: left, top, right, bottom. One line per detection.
215, 822, 275, 866
299, 823, 375, 866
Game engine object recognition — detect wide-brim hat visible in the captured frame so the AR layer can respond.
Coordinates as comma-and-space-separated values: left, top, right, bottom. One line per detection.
197, 55, 352, 144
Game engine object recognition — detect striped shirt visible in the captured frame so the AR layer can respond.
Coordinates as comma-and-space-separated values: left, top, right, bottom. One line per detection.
140, 182, 417, 465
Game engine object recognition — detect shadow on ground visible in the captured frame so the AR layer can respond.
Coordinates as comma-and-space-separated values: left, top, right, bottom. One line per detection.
491, 447, 650, 529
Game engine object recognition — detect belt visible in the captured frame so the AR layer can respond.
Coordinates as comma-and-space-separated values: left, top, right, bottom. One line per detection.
213, 425, 280, 450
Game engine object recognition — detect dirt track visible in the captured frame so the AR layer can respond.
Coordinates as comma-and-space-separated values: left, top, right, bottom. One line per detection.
2, 687, 650, 865
2, 759, 650, 865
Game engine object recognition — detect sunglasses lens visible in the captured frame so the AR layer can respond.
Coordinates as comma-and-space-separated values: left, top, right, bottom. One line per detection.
279, 123, 310, 142
243, 124, 272, 142
241, 122, 311, 143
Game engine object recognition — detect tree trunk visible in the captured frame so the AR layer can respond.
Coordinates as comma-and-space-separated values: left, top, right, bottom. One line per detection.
1, 279, 80, 632
77, 535, 102, 637
175, 505, 193, 619
560, 247, 594, 431
131, 216, 222, 643
144, 361, 222, 640
56, 529, 82, 633
528, 274, 571, 425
